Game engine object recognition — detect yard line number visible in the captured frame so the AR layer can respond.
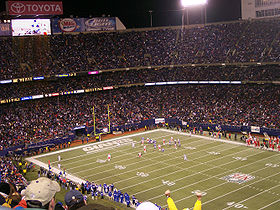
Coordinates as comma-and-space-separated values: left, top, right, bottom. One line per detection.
227, 202, 248, 209
136, 172, 149, 177
162, 180, 175, 186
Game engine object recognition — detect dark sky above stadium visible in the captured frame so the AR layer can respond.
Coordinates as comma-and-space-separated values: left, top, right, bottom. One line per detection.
1, 0, 241, 28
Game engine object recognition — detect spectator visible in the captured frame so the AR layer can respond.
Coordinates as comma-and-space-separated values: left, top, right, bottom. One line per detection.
78, 203, 115, 210
64, 190, 86, 210
165, 189, 178, 210
17, 177, 60, 209
193, 192, 202, 210
135, 201, 159, 210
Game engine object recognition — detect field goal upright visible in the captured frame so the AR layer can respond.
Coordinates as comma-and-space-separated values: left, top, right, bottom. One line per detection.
91, 104, 111, 141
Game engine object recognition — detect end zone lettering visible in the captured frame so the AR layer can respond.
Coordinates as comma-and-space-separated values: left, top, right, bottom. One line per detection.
83, 138, 133, 153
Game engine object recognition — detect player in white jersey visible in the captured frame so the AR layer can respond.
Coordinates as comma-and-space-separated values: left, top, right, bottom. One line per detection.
144, 145, 147, 153
158, 144, 161, 151
138, 152, 142, 158
132, 142, 135, 148
163, 139, 166, 145
184, 154, 187, 161
58, 154, 61, 162
57, 163, 61, 169
108, 153, 111, 161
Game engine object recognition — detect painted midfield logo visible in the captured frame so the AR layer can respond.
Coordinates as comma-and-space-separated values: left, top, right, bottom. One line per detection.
221, 173, 255, 184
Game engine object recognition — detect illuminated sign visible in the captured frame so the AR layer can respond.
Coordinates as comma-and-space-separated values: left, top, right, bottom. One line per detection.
0, 80, 12, 84
88, 71, 99, 75
7, 1, 63, 16
103, 86, 114, 90
33, 76, 45, 80
21, 96, 32, 101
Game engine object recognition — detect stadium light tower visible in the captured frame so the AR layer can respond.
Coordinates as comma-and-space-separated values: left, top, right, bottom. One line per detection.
181, 0, 207, 26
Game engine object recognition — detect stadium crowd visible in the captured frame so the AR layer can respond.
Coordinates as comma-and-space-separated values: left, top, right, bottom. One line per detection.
1, 64, 280, 100
1, 18, 280, 80
2, 12, 280, 210
0, 162, 141, 209
1, 85, 279, 150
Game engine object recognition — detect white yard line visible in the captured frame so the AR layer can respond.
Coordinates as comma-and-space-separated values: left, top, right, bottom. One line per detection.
148, 150, 271, 202
31, 129, 163, 159
258, 198, 280, 210
66, 133, 177, 171
200, 171, 280, 208
161, 159, 277, 207
222, 184, 280, 210
60, 133, 175, 166
130, 146, 259, 194
85, 140, 221, 181
26, 129, 194, 181
27, 129, 279, 210
112, 141, 229, 184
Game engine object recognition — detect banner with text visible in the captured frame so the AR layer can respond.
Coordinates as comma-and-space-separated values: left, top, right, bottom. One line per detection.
52, 18, 85, 33
85, 17, 116, 31
251, 126, 261, 133
0, 24, 11, 36
6, 1, 63, 15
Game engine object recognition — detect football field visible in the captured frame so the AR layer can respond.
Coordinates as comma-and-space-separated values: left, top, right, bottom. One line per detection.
27, 129, 280, 210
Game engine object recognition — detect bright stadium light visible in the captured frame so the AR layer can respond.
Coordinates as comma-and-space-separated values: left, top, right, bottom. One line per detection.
181, 0, 207, 7
181, 0, 207, 27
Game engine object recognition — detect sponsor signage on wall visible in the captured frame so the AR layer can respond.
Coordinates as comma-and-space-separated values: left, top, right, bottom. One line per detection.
85, 17, 116, 31
52, 18, 85, 33
6, 1, 63, 15
0, 23, 11, 36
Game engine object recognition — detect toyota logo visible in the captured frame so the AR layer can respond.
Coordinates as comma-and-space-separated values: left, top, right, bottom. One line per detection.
10, 3, 25, 14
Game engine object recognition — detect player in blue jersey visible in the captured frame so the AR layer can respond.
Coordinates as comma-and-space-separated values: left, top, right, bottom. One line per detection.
126, 198, 131, 207
108, 190, 113, 200
120, 193, 124, 203
132, 195, 136, 206
95, 191, 99, 200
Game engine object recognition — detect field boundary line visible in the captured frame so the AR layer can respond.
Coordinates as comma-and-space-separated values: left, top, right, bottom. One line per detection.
31, 129, 162, 159
130, 146, 261, 194
148, 149, 271, 201
66, 133, 175, 170
160, 155, 278, 207
200, 171, 280, 208
93, 143, 241, 183
222, 183, 280, 210
258, 198, 280, 210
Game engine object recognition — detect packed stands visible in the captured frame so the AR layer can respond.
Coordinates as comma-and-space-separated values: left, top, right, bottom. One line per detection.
1, 18, 280, 80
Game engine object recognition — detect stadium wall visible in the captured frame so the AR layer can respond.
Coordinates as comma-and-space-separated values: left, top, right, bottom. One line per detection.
1, 119, 279, 157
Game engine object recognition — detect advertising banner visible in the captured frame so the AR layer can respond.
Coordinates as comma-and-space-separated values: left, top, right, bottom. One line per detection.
85, 17, 116, 31
6, 1, 63, 15
155, 118, 165, 124
0, 24, 11, 36
52, 18, 85, 33
251, 126, 261, 133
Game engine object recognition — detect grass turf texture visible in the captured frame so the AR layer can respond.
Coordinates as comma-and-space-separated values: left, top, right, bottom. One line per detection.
30, 129, 280, 210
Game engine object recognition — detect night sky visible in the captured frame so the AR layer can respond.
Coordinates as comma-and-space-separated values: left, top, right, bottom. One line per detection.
1, 0, 241, 28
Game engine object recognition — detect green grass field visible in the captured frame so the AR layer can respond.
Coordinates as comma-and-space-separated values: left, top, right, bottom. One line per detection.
27, 129, 280, 210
